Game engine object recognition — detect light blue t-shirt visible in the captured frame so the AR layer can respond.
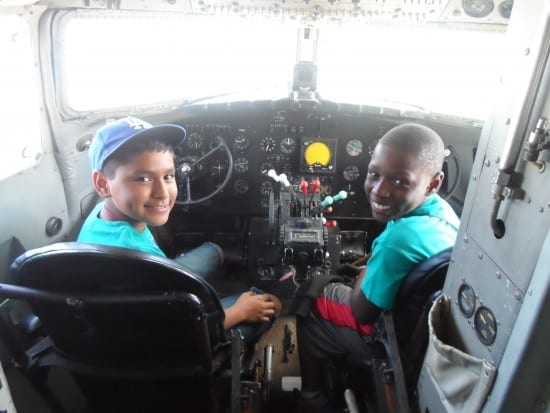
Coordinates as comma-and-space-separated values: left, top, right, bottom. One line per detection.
77, 202, 165, 256
77, 202, 223, 280
361, 194, 459, 309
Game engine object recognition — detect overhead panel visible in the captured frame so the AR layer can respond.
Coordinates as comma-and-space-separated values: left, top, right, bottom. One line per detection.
187, 0, 512, 28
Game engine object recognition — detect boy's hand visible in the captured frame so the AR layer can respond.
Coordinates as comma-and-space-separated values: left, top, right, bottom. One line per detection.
234, 291, 279, 323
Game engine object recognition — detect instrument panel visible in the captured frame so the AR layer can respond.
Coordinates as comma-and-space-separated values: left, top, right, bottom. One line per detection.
172, 105, 387, 218
170, 101, 471, 219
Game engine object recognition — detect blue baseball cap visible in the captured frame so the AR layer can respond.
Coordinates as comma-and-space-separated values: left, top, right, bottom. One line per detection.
88, 116, 187, 171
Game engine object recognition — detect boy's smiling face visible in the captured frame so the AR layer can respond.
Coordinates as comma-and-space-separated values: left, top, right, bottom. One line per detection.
363, 143, 442, 223
94, 149, 177, 232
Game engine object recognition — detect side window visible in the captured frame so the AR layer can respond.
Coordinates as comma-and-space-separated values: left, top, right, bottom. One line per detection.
0, 15, 42, 181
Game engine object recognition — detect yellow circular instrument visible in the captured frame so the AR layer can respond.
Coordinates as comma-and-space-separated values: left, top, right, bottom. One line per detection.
304, 141, 331, 166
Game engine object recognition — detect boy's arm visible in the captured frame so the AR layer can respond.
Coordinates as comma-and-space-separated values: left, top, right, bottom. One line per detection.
350, 268, 383, 325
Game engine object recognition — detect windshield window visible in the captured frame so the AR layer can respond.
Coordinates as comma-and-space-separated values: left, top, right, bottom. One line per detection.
316, 24, 506, 120
59, 11, 506, 121
60, 12, 298, 111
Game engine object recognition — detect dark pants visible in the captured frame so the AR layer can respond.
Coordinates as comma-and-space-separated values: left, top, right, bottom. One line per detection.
297, 311, 382, 363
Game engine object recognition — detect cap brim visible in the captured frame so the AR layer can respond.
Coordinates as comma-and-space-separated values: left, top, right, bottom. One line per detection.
129, 124, 187, 148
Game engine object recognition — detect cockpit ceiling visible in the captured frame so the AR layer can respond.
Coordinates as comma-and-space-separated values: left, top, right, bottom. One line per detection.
20, 0, 512, 29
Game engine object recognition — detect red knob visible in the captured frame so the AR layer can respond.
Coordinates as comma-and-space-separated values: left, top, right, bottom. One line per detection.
300, 181, 309, 195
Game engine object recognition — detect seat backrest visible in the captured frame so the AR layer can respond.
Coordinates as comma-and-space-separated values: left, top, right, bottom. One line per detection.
388, 247, 452, 403
344, 249, 452, 413
392, 247, 452, 346
8, 242, 230, 376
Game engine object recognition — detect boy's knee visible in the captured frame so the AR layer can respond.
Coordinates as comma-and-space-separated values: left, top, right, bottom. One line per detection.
203, 241, 224, 265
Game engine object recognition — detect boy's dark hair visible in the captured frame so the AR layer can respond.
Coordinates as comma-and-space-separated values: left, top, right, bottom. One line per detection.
102, 138, 175, 178
379, 123, 445, 176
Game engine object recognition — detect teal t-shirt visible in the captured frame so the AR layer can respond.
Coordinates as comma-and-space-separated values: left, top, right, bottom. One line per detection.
361, 194, 459, 309
77, 202, 166, 257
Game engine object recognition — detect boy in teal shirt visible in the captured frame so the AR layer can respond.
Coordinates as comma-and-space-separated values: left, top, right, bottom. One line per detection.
296, 123, 459, 412
78, 116, 280, 343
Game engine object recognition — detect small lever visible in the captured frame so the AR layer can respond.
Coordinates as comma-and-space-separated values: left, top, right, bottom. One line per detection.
267, 169, 280, 182
332, 190, 348, 202
310, 178, 320, 204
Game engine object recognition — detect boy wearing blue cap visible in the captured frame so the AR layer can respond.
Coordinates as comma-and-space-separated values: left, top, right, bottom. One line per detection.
78, 116, 280, 342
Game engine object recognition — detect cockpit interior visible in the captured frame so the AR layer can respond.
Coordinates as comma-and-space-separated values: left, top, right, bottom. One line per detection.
3, 0, 550, 412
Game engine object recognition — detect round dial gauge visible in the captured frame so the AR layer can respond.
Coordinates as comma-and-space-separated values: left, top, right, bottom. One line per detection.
186, 131, 203, 150
474, 306, 497, 345
260, 180, 273, 196
260, 162, 274, 175
280, 137, 297, 154
346, 139, 363, 157
260, 136, 276, 153
304, 141, 331, 167
234, 179, 249, 194
210, 160, 228, 177
462, 0, 494, 18
458, 283, 476, 318
343, 165, 361, 182
233, 134, 250, 151
233, 157, 249, 174
498, 0, 513, 19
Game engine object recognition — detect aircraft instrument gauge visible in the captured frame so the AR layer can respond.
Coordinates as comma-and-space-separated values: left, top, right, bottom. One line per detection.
346, 139, 363, 157
260, 136, 276, 152
186, 131, 203, 150
234, 179, 249, 194
301, 138, 336, 174
343, 165, 360, 182
233, 157, 249, 173
260, 162, 274, 175
458, 283, 476, 318
462, 0, 494, 18
260, 180, 273, 196
280, 137, 297, 154
474, 306, 497, 345
210, 160, 228, 177
234, 134, 250, 151
498, 0, 513, 18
